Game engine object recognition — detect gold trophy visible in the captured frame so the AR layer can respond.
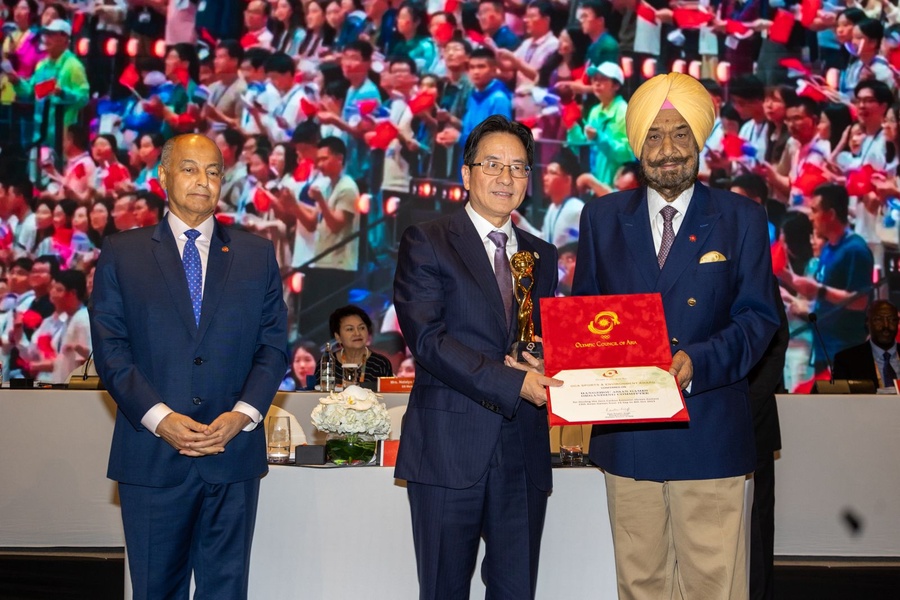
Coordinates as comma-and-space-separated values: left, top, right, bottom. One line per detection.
509, 250, 543, 362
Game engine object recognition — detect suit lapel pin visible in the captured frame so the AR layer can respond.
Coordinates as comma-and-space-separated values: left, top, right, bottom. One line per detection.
688, 235, 696, 242
222, 246, 230, 252
533, 251, 539, 260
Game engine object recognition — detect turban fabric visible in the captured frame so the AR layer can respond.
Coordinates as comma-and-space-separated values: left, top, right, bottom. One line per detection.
625, 72, 716, 159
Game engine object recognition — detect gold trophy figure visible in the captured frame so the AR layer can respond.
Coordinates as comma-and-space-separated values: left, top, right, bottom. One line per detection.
510, 251, 543, 362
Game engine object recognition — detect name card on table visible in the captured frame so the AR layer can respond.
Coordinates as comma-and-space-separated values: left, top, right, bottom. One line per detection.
377, 440, 400, 466
378, 377, 414, 393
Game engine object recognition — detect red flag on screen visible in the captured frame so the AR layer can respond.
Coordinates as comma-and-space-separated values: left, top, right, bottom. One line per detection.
793, 163, 828, 196
636, 2, 657, 23
725, 20, 750, 36
118, 63, 139, 88
253, 187, 272, 212
769, 9, 795, 45
408, 90, 437, 115
800, 0, 822, 28
672, 8, 713, 29
357, 99, 380, 116
561, 102, 582, 129
34, 78, 56, 100
368, 121, 399, 150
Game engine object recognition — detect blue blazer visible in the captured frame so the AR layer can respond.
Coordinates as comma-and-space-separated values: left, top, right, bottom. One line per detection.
393, 208, 558, 491
572, 184, 780, 480
91, 219, 288, 487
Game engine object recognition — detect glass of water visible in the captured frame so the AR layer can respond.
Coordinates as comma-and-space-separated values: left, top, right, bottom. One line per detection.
266, 416, 291, 464
342, 363, 360, 388
559, 426, 584, 466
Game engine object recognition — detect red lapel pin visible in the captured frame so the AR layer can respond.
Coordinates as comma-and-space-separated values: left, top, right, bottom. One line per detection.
222, 246, 230, 252
688, 235, 696, 242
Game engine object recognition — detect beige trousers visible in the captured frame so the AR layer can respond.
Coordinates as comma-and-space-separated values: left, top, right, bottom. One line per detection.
605, 472, 749, 600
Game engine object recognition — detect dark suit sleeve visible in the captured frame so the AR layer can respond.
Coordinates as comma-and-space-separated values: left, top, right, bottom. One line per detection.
831, 350, 850, 380
748, 282, 789, 402
393, 224, 528, 418
235, 242, 289, 415
90, 237, 166, 429
832, 344, 876, 384
681, 205, 781, 395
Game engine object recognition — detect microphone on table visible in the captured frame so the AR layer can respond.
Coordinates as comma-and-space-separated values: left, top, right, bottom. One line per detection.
809, 312, 836, 385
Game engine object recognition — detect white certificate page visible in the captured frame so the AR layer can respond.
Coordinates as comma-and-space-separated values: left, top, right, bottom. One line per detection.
548, 366, 686, 424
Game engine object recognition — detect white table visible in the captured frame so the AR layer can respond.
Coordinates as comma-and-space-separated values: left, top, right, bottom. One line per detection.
2, 391, 899, 597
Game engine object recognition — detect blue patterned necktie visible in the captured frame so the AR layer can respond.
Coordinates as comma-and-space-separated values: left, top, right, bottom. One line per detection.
883, 351, 896, 387
487, 230, 513, 326
183, 229, 202, 327
658, 205, 678, 269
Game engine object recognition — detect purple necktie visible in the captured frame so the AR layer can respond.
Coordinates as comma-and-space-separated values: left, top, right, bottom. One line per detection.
487, 230, 513, 325
658, 205, 678, 269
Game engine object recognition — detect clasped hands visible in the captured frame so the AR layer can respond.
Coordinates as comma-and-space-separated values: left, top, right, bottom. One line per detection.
157, 411, 251, 457
504, 337, 563, 407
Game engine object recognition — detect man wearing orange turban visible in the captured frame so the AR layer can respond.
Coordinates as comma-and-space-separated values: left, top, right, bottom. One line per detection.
572, 72, 781, 600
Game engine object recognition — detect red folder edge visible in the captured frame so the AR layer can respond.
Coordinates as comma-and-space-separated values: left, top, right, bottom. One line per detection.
539, 294, 688, 426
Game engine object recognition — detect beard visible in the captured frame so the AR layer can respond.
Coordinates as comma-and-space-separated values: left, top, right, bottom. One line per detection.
639, 153, 700, 200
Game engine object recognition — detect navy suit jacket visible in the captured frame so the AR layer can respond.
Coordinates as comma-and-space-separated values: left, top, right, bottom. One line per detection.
393, 208, 558, 491
91, 218, 288, 487
573, 184, 780, 480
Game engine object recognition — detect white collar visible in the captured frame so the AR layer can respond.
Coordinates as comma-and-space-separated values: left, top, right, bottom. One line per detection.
647, 184, 694, 219
465, 202, 514, 242
166, 211, 215, 241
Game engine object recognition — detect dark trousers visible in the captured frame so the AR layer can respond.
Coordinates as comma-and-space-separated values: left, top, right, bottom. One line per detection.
118, 464, 261, 600
407, 418, 549, 600
750, 452, 776, 600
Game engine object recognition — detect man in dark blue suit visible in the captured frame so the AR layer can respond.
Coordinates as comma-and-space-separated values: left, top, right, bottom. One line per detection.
572, 73, 780, 599
833, 299, 900, 389
90, 134, 288, 600
393, 115, 562, 599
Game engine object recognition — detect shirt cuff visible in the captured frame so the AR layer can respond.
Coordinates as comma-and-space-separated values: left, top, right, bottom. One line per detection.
234, 401, 262, 432
141, 403, 174, 436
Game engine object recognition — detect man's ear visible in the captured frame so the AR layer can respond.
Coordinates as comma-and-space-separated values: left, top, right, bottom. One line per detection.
157, 163, 168, 190
461, 164, 470, 191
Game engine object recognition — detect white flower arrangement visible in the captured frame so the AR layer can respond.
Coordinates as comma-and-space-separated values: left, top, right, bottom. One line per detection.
311, 385, 392, 440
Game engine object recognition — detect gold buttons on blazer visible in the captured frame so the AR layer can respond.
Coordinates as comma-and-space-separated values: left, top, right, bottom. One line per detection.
687, 298, 697, 307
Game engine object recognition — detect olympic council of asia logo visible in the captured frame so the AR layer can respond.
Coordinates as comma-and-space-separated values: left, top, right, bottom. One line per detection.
587, 311, 620, 338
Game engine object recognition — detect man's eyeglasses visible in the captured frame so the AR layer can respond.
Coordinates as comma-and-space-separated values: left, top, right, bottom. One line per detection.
468, 161, 532, 178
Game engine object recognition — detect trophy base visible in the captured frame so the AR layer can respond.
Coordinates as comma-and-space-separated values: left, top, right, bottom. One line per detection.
511, 340, 543, 363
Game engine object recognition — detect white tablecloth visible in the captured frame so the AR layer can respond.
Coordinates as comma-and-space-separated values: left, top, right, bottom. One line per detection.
2, 391, 899, 597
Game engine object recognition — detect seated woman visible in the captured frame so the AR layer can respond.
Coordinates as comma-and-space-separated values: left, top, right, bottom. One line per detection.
316, 305, 393, 386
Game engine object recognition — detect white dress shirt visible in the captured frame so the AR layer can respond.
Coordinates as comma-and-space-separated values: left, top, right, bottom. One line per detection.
647, 185, 694, 255
647, 185, 694, 393
141, 212, 261, 435
466, 202, 518, 277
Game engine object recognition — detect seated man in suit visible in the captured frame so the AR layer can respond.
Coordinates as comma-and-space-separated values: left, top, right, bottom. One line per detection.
833, 299, 900, 390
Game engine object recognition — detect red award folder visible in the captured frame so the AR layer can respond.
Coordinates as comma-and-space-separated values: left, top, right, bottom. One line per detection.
540, 293, 688, 426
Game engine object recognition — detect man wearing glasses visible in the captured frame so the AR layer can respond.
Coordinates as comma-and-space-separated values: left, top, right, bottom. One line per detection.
833, 300, 900, 390
393, 115, 562, 599
853, 80, 892, 168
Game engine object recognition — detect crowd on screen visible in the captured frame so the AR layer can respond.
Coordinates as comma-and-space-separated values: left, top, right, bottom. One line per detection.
0, 0, 898, 389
